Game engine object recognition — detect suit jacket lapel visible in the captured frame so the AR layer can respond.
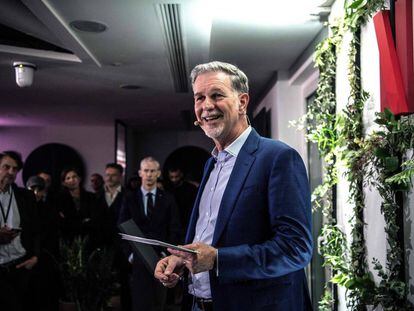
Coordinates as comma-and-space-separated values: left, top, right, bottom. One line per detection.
185, 157, 215, 243
212, 130, 260, 245
154, 189, 163, 211
135, 190, 146, 219
109, 189, 123, 219
12, 185, 25, 221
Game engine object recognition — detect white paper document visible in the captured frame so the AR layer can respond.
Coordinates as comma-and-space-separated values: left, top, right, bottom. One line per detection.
119, 233, 199, 254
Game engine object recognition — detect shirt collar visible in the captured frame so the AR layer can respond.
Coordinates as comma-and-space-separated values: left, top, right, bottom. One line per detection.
0, 184, 11, 195
141, 186, 157, 197
105, 184, 122, 193
211, 126, 252, 159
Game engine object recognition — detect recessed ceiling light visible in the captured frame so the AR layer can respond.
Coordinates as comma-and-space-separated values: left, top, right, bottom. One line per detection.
120, 84, 141, 90
70, 20, 107, 33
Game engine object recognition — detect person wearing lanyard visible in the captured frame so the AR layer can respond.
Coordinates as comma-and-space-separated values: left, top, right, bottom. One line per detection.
154, 61, 313, 311
0, 151, 39, 311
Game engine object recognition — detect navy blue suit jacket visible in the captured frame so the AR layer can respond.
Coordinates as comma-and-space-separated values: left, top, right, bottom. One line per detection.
119, 188, 181, 311
185, 129, 313, 311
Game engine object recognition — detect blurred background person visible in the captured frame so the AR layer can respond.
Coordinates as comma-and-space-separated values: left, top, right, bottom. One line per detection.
58, 168, 102, 247
167, 166, 197, 240
90, 173, 104, 195
37, 170, 52, 192
27, 175, 60, 311
96, 163, 131, 311
126, 174, 139, 192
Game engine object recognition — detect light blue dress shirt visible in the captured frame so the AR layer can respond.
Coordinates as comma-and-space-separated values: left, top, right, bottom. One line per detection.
189, 126, 252, 298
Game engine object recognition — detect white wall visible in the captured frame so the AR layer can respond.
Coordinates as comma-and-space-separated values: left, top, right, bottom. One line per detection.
253, 68, 315, 164
0, 125, 114, 191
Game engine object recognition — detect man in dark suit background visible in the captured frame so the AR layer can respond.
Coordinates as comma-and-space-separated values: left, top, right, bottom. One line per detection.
155, 61, 313, 311
0, 151, 39, 311
98, 163, 125, 243
97, 162, 131, 311
119, 156, 181, 311
167, 166, 198, 241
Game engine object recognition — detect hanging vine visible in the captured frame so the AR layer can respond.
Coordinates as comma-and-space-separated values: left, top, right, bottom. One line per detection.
340, 1, 375, 308
309, 24, 342, 219
364, 110, 414, 310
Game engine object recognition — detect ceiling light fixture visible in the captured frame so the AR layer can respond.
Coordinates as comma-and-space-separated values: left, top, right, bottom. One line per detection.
70, 20, 107, 33
13, 61, 36, 87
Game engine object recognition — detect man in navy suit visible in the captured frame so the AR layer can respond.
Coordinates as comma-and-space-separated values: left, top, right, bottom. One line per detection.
119, 156, 181, 311
154, 61, 313, 311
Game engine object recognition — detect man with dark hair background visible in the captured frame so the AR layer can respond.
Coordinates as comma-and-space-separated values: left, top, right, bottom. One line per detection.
90, 173, 104, 195
0, 150, 39, 311
27, 175, 60, 311
167, 166, 198, 241
97, 162, 131, 310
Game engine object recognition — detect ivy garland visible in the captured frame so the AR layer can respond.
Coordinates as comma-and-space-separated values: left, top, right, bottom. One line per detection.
340, 1, 378, 308
308, 24, 341, 219
364, 110, 414, 310
295, 0, 414, 310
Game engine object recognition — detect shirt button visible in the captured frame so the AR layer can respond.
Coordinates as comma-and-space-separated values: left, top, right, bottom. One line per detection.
206, 212, 209, 216
210, 187, 214, 191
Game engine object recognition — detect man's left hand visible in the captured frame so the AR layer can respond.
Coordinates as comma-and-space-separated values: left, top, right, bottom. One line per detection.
168, 242, 217, 274
16, 256, 38, 270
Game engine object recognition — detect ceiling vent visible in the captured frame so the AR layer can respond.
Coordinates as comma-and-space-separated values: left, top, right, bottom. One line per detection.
156, 3, 188, 93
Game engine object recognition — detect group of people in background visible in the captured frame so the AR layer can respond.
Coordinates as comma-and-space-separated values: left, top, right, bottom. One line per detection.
0, 149, 198, 311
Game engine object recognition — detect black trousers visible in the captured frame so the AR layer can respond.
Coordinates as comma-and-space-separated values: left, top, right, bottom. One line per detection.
0, 257, 32, 311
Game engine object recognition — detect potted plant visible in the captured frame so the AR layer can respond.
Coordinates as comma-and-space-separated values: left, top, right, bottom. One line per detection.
59, 236, 116, 311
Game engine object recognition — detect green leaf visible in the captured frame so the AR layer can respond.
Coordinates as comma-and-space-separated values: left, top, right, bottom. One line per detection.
384, 107, 394, 120
348, 0, 367, 9
344, 278, 356, 289
384, 156, 399, 173
331, 273, 344, 284
374, 147, 389, 159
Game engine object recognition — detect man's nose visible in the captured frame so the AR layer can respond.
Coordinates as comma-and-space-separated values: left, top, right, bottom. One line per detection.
203, 97, 214, 110
7, 168, 16, 175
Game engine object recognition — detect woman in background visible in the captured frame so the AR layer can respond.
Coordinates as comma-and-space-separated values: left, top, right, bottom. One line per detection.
58, 168, 103, 246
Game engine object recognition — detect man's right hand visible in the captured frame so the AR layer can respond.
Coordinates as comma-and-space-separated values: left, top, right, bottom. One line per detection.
0, 226, 19, 244
154, 255, 185, 288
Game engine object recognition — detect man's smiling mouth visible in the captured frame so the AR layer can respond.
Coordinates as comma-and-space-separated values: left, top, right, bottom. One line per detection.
202, 115, 222, 122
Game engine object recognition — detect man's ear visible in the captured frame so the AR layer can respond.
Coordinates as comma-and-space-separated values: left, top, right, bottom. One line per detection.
238, 93, 249, 114
156, 170, 161, 178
